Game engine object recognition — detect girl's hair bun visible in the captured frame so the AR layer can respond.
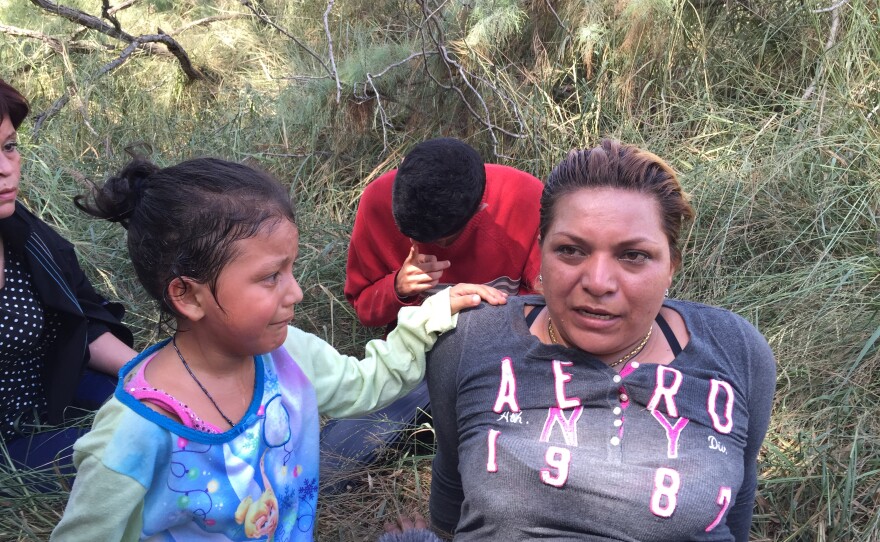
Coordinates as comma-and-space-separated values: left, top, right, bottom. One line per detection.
75, 159, 159, 227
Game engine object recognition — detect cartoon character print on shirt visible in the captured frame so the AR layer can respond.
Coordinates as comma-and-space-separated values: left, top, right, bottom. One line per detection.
226, 393, 314, 541
482, 355, 748, 539
156, 390, 318, 540
234, 451, 279, 538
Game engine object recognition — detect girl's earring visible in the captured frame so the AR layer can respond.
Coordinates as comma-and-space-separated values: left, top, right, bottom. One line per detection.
539, 274, 543, 283
664, 288, 669, 298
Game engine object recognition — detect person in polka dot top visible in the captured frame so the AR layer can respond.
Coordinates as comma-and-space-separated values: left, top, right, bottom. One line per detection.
0, 79, 137, 475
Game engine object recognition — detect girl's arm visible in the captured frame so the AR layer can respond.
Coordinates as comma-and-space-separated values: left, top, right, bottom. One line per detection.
284, 285, 504, 418
51, 400, 162, 541
50, 451, 147, 541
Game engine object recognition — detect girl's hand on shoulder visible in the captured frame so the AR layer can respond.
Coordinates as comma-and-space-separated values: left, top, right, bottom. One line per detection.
448, 283, 508, 314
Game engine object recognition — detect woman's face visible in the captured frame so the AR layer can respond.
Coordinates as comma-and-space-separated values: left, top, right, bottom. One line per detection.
0, 115, 21, 220
540, 187, 675, 362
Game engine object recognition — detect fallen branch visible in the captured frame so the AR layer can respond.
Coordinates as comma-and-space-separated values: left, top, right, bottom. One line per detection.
0, 24, 109, 54
30, 0, 134, 41
107, 0, 139, 17
32, 34, 200, 138
29, 0, 202, 82
168, 14, 249, 36
101, 0, 122, 32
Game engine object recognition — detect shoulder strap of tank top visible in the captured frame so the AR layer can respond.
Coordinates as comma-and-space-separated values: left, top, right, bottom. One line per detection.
655, 312, 683, 356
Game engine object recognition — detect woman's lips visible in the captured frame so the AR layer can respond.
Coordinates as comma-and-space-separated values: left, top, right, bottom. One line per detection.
0, 188, 17, 202
570, 307, 619, 329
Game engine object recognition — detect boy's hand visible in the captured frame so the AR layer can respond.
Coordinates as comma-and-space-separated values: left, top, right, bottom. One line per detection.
395, 243, 451, 299
448, 283, 508, 314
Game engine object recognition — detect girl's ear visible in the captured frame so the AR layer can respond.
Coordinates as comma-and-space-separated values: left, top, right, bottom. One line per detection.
167, 277, 207, 322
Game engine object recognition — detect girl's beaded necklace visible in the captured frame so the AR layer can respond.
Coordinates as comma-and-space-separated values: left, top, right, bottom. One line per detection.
172, 336, 236, 428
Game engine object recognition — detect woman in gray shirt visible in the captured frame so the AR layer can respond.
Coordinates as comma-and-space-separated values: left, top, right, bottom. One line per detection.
383, 140, 776, 542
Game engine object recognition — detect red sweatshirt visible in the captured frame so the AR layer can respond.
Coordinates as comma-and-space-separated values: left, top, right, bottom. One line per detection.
345, 164, 544, 328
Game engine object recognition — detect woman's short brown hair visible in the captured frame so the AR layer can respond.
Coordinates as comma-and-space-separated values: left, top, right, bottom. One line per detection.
0, 79, 30, 130
540, 139, 694, 268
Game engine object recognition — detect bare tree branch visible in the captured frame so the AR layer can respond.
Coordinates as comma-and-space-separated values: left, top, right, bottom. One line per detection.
29, 0, 202, 82
803, 5, 842, 100
107, 0, 139, 17
323, 0, 342, 104
30, 0, 134, 41
101, 0, 122, 32
240, 0, 334, 79
544, 0, 570, 33
32, 33, 202, 137
813, 0, 849, 13
168, 14, 249, 36
413, 0, 527, 157
370, 51, 437, 79
364, 74, 390, 152
0, 23, 110, 54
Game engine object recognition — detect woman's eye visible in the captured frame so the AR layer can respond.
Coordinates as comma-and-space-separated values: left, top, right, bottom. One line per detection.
3, 142, 18, 153
620, 251, 649, 264
555, 245, 582, 257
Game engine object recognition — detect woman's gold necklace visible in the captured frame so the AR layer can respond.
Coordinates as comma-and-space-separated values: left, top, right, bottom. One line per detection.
547, 317, 653, 368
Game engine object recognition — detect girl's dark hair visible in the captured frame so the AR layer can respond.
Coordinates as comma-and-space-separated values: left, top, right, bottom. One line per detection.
0, 79, 30, 129
540, 139, 695, 268
75, 157, 296, 318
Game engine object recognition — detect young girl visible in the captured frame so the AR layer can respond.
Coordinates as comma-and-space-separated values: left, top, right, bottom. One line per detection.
51, 157, 505, 541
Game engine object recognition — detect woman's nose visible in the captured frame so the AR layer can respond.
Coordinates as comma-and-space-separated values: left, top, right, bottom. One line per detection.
0, 151, 16, 178
581, 255, 617, 295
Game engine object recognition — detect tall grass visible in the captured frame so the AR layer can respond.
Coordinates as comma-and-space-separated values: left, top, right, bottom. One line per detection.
1, 0, 878, 539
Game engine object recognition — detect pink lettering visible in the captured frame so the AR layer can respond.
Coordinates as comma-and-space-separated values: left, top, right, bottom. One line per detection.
650, 467, 680, 517
540, 446, 571, 487
646, 366, 683, 417
539, 406, 584, 446
705, 487, 732, 531
552, 360, 581, 409
708, 379, 734, 434
492, 358, 520, 413
486, 429, 500, 472
651, 410, 690, 459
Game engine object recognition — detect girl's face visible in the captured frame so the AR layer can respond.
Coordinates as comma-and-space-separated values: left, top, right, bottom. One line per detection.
200, 218, 303, 357
0, 115, 21, 219
540, 187, 675, 363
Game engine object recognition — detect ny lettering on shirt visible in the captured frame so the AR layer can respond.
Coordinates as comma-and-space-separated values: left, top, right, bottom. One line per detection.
486, 359, 737, 532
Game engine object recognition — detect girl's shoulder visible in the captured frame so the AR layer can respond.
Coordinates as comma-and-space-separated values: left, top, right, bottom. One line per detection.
75, 396, 174, 482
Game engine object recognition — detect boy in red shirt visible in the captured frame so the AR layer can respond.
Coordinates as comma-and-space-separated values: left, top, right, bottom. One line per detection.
324, 138, 543, 473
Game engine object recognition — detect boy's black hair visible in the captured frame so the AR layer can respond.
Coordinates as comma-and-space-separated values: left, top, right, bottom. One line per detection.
391, 138, 486, 242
